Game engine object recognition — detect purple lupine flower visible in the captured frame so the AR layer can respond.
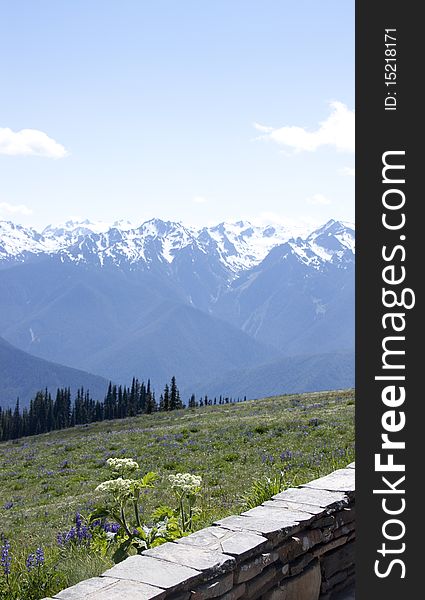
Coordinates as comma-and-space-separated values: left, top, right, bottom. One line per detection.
3, 501, 13, 510
35, 547, 44, 566
104, 522, 120, 533
65, 527, 76, 542
280, 450, 293, 461
1, 540, 11, 575
26, 553, 36, 572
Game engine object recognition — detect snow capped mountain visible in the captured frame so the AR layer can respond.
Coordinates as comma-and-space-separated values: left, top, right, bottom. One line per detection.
0, 217, 355, 273
200, 220, 311, 272
0, 216, 355, 399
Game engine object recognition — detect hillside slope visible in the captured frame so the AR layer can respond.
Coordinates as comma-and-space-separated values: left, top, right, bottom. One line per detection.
189, 351, 355, 399
0, 336, 109, 408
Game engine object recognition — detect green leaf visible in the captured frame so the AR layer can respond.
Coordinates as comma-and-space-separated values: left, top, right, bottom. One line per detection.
140, 471, 158, 488
112, 539, 132, 564
88, 507, 111, 523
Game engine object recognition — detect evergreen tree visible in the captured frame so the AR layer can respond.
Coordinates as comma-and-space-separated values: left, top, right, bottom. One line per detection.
163, 384, 170, 412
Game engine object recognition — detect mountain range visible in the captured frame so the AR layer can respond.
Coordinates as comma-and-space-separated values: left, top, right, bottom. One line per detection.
0, 217, 355, 407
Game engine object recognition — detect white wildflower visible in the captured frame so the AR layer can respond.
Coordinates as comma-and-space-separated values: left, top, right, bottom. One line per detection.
168, 473, 202, 494
106, 457, 139, 476
95, 477, 133, 499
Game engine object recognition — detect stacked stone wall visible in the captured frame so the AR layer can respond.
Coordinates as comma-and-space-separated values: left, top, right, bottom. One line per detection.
46, 464, 355, 600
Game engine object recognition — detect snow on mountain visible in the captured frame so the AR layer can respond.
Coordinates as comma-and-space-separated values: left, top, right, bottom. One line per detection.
0, 221, 56, 261
0, 217, 355, 272
201, 220, 311, 272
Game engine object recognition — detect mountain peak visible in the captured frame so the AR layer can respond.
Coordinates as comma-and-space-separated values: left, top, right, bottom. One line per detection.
0, 217, 355, 271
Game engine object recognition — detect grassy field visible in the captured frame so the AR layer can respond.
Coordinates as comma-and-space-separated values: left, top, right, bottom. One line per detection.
0, 389, 355, 589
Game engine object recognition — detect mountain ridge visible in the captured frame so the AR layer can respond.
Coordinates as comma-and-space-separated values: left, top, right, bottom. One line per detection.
0, 217, 355, 401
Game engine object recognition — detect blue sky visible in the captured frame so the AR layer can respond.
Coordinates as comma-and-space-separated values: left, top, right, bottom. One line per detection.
0, 1, 354, 230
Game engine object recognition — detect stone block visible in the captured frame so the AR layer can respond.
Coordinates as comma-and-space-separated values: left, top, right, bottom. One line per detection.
292, 529, 323, 552
189, 573, 234, 599
54, 577, 166, 600
311, 515, 336, 529
262, 499, 326, 516
177, 526, 268, 560
302, 469, 355, 495
234, 552, 279, 584
53, 577, 119, 599
215, 514, 302, 544
244, 565, 278, 599
335, 508, 355, 526
217, 583, 246, 600
276, 537, 304, 562
144, 542, 235, 574
272, 488, 349, 511
290, 552, 314, 576
320, 541, 355, 579
312, 535, 348, 558
103, 555, 201, 591
320, 568, 349, 593
241, 505, 314, 527
262, 560, 321, 600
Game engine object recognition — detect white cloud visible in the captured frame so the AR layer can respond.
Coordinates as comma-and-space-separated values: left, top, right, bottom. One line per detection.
0, 127, 68, 158
306, 193, 331, 206
341, 166, 355, 176
255, 101, 354, 153
253, 122, 274, 133
0, 201, 33, 216
192, 195, 208, 204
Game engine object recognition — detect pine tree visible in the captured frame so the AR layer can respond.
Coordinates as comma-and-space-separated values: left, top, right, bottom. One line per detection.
169, 376, 179, 411
163, 384, 170, 412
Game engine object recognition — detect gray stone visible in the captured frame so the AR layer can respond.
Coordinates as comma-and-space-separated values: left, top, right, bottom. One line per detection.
335, 507, 355, 526
241, 505, 313, 527
292, 528, 323, 552
102, 555, 201, 590
177, 526, 268, 560
321, 541, 355, 579
53, 577, 166, 600
312, 535, 348, 557
53, 577, 120, 599
215, 514, 302, 542
190, 573, 234, 599
218, 583, 246, 600
262, 561, 321, 600
302, 469, 355, 494
290, 551, 314, 576
143, 541, 234, 574
244, 565, 278, 599
311, 515, 336, 529
347, 462, 355, 469
321, 568, 349, 593
262, 499, 326, 516
234, 552, 279, 584
273, 487, 349, 510
91, 580, 166, 599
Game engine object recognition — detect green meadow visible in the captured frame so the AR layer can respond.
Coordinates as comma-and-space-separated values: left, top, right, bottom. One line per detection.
0, 389, 355, 594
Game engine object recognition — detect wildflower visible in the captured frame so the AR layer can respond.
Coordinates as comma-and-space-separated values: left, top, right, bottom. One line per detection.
35, 547, 44, 566
106, 458, 139, 477
1, 540, 11, 576
26, 553, 36, 572
95, 477, 134, 499
75, 511, 82, 528
168, 473, 202, 494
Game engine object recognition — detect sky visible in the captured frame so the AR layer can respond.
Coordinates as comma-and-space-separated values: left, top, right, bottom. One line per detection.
0, 1, 354, 231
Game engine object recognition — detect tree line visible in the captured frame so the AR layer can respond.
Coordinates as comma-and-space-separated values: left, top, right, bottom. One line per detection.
0, 376, 247, 442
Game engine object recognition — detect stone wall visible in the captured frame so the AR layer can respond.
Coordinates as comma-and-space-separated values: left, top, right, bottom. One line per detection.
47, 464, 355, 600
